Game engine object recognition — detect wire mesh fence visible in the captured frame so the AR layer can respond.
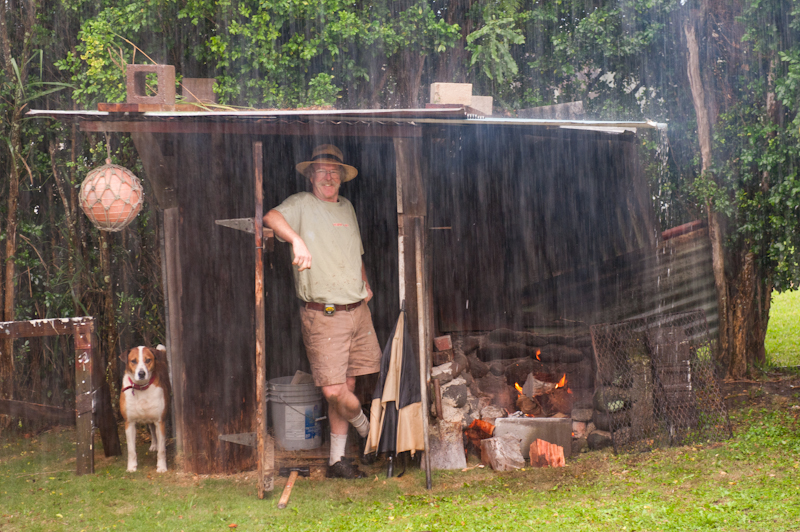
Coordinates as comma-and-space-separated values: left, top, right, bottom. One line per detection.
590, 310, 731, 453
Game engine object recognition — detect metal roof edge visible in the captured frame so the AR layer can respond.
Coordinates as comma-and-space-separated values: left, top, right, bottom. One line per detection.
415, 117, 665, 130
27, 107, 468, 120
27, 108, 667, 131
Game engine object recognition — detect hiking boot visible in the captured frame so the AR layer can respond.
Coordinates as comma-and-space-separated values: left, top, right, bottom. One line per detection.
326, 457, 366, 479
359, 434, 377, 466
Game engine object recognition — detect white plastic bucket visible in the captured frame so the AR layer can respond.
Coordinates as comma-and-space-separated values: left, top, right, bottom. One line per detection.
268, 376, 323, 450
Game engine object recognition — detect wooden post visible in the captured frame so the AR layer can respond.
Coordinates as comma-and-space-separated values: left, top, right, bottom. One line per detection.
161, 207, 184, 455
415, 219, 432, 489
0, 317, 117, 475
254, 141, 274, 498
74, 322, 94, 475
394, 138, 432, 489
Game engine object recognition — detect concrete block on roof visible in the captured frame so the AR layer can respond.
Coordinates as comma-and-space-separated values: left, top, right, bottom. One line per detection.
430, 82, 473, 105
126, 64, 176, 105
470, 95, 493, 116
181, 78, 217, 104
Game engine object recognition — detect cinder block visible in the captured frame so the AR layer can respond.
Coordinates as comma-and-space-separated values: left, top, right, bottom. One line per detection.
433, 335, 452, 351
494, 417, 572, 459
430, 83, 472, 105
470, 95, 493, 116
181, 78, 217, 104
127, 64, 176, 105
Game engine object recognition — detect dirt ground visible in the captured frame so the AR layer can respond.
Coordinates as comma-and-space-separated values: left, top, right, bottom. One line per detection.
721, 367, 800, 411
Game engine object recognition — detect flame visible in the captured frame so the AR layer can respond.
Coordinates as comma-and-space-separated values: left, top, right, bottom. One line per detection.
535, 350, 541, 361
514, 382, 523, 394
555, 374, 567, 388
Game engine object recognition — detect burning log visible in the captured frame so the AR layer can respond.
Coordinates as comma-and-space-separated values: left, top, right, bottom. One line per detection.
515, 391, 542, 416
529, 439, 565, 468
548, 388, 573, 415
514, 372, 572, 416
464, 418, 495, 455
522, 373, 557, 397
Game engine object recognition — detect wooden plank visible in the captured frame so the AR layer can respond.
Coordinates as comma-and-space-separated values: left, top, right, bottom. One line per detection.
414, 219, 432, 489
131, 132, 178, 209
394, 136, 432, 488
161, 207, 185, 456
0, 399, 75, 425
394, 138, 426, 353
0, 317, 95, 338
393, 138, 426, 216
81, 121, 422, 138
397, 218, 406, 307
74, 323, 94, 475
253, 141, 274, 497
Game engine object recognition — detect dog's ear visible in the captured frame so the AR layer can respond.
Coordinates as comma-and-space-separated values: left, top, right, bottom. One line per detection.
119, 351, 129, 364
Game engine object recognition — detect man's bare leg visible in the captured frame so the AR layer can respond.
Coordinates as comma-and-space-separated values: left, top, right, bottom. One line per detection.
322, 377, 366, 465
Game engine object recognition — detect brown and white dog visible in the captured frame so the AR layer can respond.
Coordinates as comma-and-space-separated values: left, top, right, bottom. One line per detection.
120, 345, 171, 473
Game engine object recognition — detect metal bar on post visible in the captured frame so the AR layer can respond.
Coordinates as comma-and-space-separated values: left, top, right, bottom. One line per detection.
74, 321, 95, 475
253, 141, 273, 498
414, 218, 432, 490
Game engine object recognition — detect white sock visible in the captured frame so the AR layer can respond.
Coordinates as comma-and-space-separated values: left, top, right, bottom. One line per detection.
349, 410, 370, 438
330, 433, 347, 465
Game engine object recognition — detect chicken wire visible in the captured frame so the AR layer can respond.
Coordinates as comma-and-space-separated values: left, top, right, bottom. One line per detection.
590, 310, 731, 453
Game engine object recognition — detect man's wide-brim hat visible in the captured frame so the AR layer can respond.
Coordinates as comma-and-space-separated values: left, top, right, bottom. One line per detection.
296, 144, 358, 182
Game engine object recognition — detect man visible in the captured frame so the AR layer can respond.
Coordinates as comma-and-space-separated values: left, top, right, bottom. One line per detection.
263, 144, 380, 479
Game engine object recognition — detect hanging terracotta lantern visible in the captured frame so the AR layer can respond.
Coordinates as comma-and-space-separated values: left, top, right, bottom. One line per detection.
79, 159, 144, 232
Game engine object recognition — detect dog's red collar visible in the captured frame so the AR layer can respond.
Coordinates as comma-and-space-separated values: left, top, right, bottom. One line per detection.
122, 376, 155, 395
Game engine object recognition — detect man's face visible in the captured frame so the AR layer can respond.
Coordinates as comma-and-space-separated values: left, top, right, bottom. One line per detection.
309, 162, 342, 202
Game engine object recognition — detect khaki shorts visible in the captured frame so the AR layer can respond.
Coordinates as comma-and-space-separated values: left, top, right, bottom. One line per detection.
300, 302, 381, 387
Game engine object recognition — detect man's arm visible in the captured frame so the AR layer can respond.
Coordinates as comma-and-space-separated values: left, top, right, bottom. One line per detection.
263, 209, 312, 272
361, 261, 373, 303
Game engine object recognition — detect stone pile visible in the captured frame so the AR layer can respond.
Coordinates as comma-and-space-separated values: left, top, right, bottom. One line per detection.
431, 328, 615, 455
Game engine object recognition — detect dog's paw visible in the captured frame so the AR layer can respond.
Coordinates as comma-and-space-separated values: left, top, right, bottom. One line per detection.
157, 464, 167, 473
127, 465, 137, 473
149, 443, 157, 452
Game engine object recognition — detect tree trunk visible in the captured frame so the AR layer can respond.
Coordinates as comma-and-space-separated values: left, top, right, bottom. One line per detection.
0, 0, 37, 405
684, 18, 730, 371
99, 231, 120, 390
746, 57, 780, 370
395, 50, 426, 107
1, 109, 23, 401
729, 253, 755, 378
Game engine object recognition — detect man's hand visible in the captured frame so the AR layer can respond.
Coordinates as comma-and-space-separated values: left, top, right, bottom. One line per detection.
291, 238, 312, 272
361, 261, 372, 302
263, 209, 312, 272
365, 284, 373, 303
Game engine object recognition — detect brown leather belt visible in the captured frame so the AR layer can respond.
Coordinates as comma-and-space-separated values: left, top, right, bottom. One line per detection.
304, 300, 363, 312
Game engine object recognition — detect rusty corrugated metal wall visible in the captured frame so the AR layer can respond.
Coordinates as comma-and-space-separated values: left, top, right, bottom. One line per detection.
630, 227, 719, 339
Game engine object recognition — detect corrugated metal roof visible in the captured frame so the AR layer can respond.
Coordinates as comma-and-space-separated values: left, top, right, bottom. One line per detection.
27, 107, 665, 131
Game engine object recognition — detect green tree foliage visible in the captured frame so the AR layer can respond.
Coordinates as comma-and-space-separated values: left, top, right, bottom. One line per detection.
2, 0, 800, 404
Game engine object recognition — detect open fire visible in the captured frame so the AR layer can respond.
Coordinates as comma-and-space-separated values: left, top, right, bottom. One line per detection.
430, 327, 603, 468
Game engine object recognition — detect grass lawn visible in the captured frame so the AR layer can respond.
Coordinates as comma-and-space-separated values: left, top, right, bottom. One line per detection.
2, 382, 800, 532
766, 290, 800, 367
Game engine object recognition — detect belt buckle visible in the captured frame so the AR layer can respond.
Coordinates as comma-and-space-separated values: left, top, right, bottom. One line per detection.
323, 304, 336, 316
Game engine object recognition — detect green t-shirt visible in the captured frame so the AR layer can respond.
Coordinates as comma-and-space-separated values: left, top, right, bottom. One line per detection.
274, 192, 367, 304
